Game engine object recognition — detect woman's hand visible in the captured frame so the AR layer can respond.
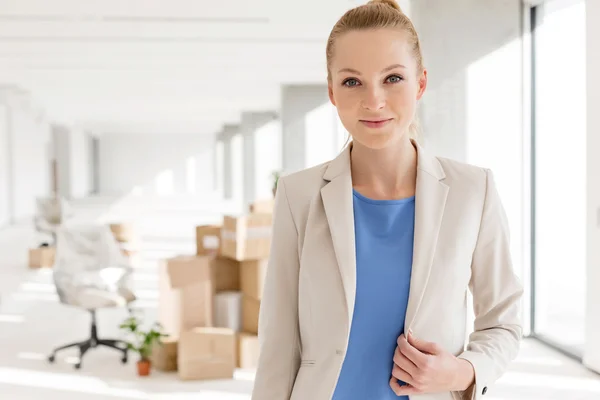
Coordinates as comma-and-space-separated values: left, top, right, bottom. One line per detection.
389, 330, 475, 396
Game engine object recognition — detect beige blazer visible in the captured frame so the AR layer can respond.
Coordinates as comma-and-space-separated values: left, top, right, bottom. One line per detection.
251, 141, 523, 400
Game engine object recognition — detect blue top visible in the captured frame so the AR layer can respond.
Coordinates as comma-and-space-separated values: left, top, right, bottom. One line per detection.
332, 189, 415, 400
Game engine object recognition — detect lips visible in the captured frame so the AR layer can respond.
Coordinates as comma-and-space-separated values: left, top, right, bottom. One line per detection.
359, 118, 393, 128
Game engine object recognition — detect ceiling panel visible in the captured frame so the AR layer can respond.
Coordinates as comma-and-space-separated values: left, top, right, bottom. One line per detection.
0, 0, 355, 133
0, 0, 273, 19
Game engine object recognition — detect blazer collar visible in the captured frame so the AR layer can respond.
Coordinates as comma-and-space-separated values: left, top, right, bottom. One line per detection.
323, 139, 446, 183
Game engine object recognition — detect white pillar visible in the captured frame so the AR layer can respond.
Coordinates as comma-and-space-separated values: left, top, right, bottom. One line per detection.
221, 124, 238, 200
241, 111, 277, 210
0, 102, 10, 227
214, 136, 221, 193
0, 87, 50, 223
584, 0, 600, 374
172, 159, 188, 195
281, 85, 329, 174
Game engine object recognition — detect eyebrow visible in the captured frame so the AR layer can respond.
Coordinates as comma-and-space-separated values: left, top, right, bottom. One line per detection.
337, 64, 406, 75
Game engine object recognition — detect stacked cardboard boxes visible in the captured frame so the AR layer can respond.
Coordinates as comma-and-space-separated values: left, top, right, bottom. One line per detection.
218, 210, 271, 369
155, 202, 273, 379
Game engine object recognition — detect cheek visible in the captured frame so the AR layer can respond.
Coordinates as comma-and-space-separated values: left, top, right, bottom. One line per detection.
389, 87, 417, 114
333, 90, 359, 114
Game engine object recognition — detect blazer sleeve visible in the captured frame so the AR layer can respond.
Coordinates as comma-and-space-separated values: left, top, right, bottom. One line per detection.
455, 168, 524, 400
251, 177, 301, 400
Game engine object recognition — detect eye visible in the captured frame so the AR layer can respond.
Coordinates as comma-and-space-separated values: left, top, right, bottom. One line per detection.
386, 75, 404, 83
342, 78, 360, 87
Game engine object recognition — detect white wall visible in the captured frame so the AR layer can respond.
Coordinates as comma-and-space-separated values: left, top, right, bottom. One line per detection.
281, 84, 330, 174
0, 104, 9, 227
98, 133, 216, 196
70, 128, 91, 198
584, 0, 600, 374
10, 107, 51, 221
255, 119, 282, 200
0, 89, 52, 226
53, 125, 92, 199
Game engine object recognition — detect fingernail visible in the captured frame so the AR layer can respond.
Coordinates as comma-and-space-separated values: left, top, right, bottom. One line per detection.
408, 329, 413, 336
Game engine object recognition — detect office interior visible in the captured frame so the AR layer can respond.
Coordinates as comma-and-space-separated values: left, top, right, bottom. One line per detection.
1, 0, 599, 399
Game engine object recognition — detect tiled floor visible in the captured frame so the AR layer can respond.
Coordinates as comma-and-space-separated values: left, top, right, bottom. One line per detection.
0, 195, 599, 399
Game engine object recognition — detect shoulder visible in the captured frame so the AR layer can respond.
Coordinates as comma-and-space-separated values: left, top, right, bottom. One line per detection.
436, 156, 489, 183
435, 156, 493, 200
277, 161, 330, 208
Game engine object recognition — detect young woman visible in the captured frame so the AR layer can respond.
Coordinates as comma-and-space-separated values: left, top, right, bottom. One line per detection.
251, 1, 523, 399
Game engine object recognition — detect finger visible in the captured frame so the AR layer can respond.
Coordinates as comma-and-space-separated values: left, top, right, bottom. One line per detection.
393, 346, 418, 377
398, 333, 429, 369
407, 330, 442, 355
389, 377, 421, 396
391, 363, 415, 386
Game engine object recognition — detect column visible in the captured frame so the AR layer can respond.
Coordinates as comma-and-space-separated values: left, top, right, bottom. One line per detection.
220, 124, 238, 200
213, 135, 221, 193
0, 87, 50, 222
171, 159, 188, 195
584, 0, 600, 374
281, 85, 329, 174
241, 111, 277, 210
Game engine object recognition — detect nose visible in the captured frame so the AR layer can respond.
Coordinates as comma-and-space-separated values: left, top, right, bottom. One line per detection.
361, 86, 386, 110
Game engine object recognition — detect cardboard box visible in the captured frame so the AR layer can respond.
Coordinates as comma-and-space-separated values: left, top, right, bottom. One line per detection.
221, 214, 272, 261
178, 327, 236, 380
237, 333, 260, 369
240, 259, 268, 300
196, 225, 222, 256
249, 198, 275, 214
212, 256, 240, 292
28, 247, 56, 268
109, 222, 136, 243
152, 337, 178, 372
214, 291, 242, 332
158, 255, 215, 337
242, 295, 261, 335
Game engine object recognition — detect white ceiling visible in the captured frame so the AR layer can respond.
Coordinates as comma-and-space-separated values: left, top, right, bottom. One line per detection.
0, 0, 366, 134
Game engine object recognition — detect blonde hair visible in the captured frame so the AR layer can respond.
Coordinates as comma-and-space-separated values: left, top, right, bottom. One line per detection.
326, 0, 424, 140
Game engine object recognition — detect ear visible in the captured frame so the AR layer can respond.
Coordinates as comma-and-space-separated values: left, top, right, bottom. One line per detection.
416, 69, 428, 100
328, 82, 337, 106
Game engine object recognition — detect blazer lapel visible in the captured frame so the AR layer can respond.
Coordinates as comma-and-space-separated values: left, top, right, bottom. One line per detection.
320, 141, 449, 334
321, 145, 356, 326
405, 141, 449, 332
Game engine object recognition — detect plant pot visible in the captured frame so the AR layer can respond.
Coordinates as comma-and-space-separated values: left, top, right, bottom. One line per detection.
137, 359, 151, 376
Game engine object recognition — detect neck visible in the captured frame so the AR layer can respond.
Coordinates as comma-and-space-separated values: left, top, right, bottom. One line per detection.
350, 136, 417, 199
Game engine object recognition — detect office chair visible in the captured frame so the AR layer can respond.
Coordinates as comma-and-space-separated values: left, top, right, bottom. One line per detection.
33, 196, 72, 245
47, 223, 137, 369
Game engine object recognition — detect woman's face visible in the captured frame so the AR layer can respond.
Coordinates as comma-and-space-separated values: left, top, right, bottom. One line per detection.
328, 28, 427, 150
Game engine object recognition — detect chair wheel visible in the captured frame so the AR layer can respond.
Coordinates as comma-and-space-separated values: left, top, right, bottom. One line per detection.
74, 362, 81, 369
48, 355, 55, 363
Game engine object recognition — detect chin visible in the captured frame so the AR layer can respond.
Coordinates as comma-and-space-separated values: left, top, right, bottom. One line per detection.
351, 129, 405, 150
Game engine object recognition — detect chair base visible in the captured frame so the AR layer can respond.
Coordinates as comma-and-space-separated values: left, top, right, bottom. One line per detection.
48, 309, 129, 369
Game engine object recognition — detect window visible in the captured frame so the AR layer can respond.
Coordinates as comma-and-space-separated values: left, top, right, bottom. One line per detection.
531, 0, 587, 357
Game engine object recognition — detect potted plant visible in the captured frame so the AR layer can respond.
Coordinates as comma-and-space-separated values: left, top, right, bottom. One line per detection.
119, 315, 167, 376
271, 170, 281, 197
